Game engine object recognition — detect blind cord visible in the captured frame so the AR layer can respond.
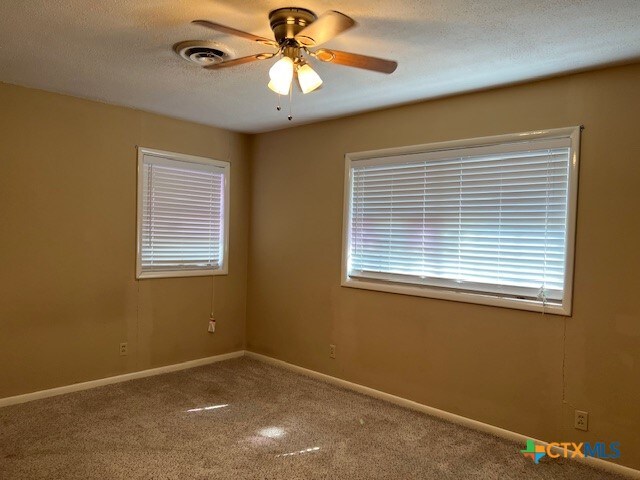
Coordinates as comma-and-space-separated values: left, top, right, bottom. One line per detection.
538, 149, 552, 315
498, 168, 503, 295
210, 273, 215, 320
422, 162, 427, 275
457, 158, 462, 282
210, 135, 233, 331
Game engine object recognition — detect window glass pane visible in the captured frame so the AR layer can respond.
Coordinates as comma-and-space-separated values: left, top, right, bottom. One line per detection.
138, 152, 228, 278
346, 134, 576, 309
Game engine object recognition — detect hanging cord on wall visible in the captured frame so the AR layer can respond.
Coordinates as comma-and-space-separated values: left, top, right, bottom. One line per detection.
209, 134, 232, 334
209, 272, 216, 333
208, 176, 217, 333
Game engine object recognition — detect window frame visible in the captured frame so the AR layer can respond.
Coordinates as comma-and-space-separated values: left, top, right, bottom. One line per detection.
136, 147, 230, 280
341, 127, 581, 316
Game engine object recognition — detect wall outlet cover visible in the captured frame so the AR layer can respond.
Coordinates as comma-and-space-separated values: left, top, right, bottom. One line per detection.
329, 344, 336, 359
575, 410, 589, 431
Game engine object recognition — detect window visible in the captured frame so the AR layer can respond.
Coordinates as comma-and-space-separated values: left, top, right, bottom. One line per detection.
136, 148, 229, 279
342, 127, 580, 315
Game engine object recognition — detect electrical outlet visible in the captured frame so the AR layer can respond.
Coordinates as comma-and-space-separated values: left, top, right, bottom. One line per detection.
329, 344, 336, 359
119, 342, 128, 356
575, 410, 588, 431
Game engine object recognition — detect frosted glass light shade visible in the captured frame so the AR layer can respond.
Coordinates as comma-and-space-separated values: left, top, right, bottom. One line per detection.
268, 57, 294, 95
297, 64, 323, 94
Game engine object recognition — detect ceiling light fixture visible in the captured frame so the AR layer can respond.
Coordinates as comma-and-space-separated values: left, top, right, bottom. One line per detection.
296, 63, 323, 94
268, 56, 295, 95
267, 57, 323, 96
265, 44, 325, 119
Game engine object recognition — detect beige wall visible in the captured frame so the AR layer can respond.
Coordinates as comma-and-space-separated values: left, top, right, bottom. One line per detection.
1, 64, 639, 469
0, 83, 250, 398
247, 63, 640, 469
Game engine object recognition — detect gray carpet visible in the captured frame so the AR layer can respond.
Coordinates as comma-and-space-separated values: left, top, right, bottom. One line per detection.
0, 357, 625, 479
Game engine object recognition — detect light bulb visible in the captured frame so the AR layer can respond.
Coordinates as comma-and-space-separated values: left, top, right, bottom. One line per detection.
297, 64, 323, 94
268, 57, 294, 95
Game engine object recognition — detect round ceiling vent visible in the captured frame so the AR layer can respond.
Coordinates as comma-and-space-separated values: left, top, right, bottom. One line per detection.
173, 40, 232, 67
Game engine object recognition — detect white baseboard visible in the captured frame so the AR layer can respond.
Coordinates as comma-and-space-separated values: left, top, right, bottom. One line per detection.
0, 350, 244, 408
245, 350, 640, 479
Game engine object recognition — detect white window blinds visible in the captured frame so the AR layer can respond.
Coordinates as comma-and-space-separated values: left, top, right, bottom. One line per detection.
137, 150, 229, 279
344, 129, 579, 313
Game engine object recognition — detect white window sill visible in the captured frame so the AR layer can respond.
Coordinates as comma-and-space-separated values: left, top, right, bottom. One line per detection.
137, 268, 228, 280
341, 277, 571, 316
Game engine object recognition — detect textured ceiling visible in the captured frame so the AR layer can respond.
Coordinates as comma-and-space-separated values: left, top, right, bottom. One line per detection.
1, 1, 639, 133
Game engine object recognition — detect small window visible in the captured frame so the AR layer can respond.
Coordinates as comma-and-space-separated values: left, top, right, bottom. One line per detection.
136, 148, 229, 279
342, 127, 580, 315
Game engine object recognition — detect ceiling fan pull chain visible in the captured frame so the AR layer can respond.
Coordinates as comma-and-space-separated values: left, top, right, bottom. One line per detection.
276, 94, 281, 111
288, 84, 293, 121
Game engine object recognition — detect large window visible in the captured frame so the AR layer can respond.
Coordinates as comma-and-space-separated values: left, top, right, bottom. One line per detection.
342, 127, 580, 315
136, 148, 229, 279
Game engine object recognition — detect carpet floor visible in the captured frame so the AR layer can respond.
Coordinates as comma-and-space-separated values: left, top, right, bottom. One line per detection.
0, 357, 625, 479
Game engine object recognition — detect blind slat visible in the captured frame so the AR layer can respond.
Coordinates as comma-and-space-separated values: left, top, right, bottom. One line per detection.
348, 145, 571, 302
140, 156, 226, 273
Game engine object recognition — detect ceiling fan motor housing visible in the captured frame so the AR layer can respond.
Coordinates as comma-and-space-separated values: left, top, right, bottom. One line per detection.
269, 8, 317, 44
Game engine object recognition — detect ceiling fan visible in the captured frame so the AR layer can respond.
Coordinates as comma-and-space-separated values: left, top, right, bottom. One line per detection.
191, 7, 397, 119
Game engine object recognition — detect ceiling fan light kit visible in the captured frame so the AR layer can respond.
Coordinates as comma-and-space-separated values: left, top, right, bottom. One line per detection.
268, 56, 294, 95
297, 63, 323, 94
189, 7, 398, 121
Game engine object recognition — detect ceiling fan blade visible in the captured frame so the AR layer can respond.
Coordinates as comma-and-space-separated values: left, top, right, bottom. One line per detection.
192, 20, 278, 47
294, 11, 355, 47
314, 49, 397, 74
203, 53, 275, 70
